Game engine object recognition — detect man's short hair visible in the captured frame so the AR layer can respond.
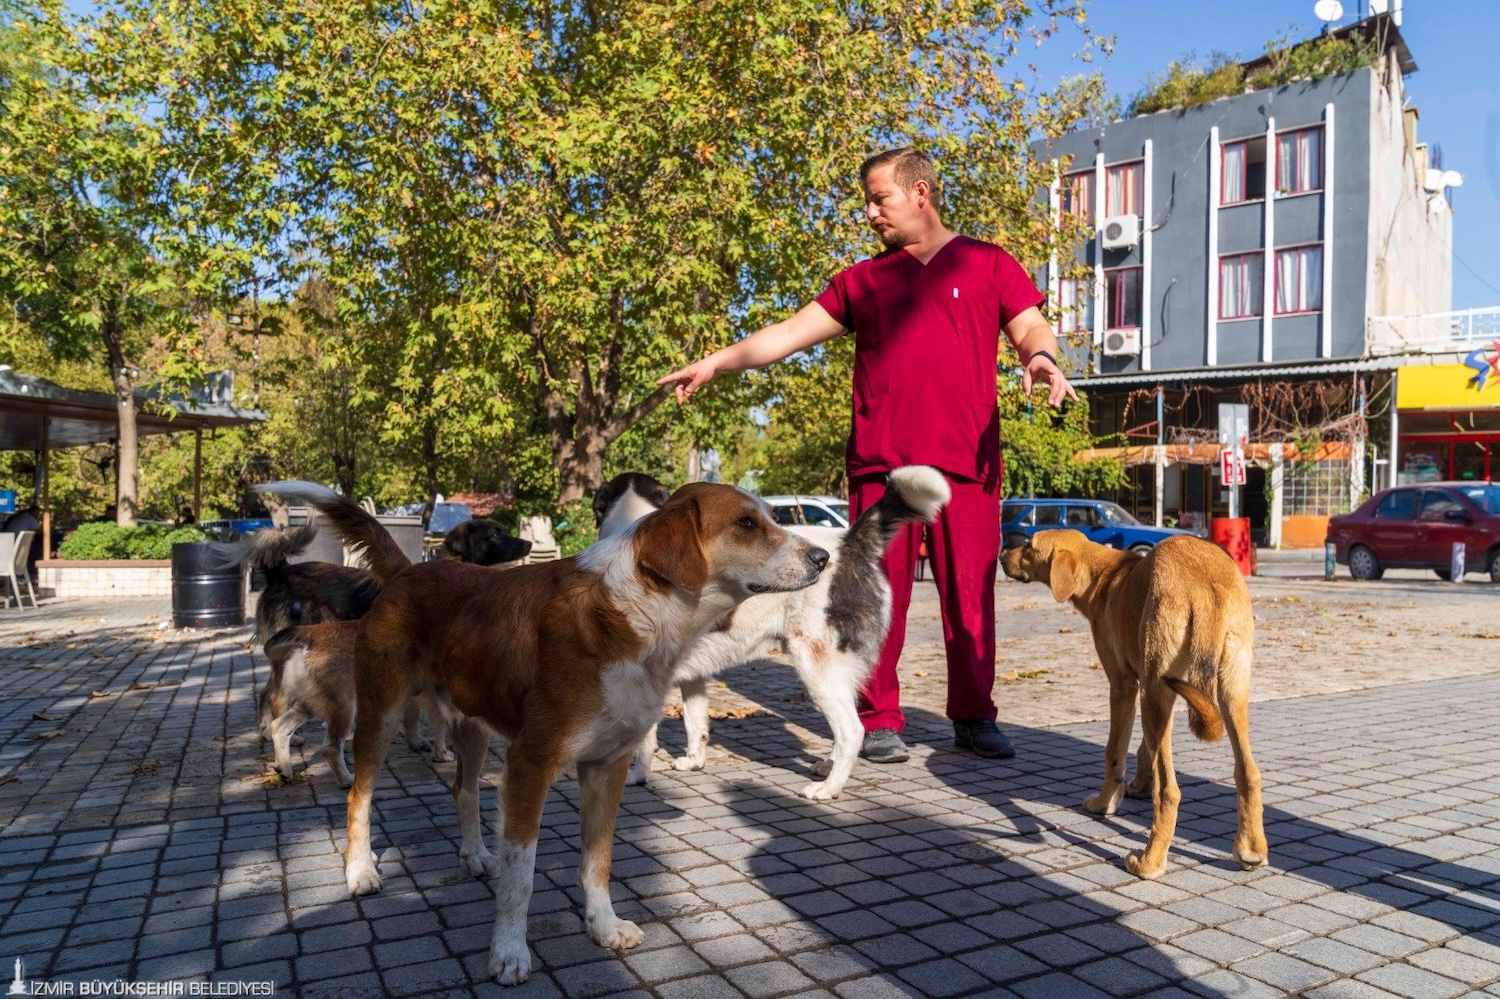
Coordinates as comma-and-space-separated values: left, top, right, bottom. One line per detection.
858, 148, 941, 204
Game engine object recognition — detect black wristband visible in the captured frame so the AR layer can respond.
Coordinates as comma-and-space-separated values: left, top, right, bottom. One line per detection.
1030, 349, 1058, 367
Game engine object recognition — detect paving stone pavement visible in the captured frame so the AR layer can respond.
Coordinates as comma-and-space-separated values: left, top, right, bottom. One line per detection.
1, 588, 1499, 998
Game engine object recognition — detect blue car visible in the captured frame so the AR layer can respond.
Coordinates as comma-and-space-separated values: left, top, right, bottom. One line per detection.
1001, 498, 1193, 553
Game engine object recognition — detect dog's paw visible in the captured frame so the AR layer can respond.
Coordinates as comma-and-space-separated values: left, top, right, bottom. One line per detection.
671, 754, 705, 772
431, 747, 454, 763
406, 735, 431, 752
588, 917, 643, 950
1125, 851, 1165, 880
346, 852, 383, 895
487, 939, 532, 984
1233, 847, 1268, 871
460, 845, 500, 878
1083, 790, 1121, 816
289, 733, 306, 748
801, 780, 844, 801
1124, 779, 1153, 800
809, 756, 834, 778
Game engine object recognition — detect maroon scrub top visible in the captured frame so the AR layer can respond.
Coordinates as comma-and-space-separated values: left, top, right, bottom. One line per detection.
814, 235, 1046, 485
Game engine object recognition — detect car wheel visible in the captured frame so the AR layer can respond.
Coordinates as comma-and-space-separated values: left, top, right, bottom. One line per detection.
1003, 533, 1028, 551
1347, 545, 1383, 581
1130, 543, 1153, 554
1489, 548, 1500, 584
1435, 569, 1452, 581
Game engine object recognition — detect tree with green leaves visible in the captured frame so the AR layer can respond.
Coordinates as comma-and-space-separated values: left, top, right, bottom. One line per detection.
0, 1, 241, 524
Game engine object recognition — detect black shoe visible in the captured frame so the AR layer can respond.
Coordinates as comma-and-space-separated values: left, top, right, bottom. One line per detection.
954, 719, 1015, 759
860, 728, 910, 764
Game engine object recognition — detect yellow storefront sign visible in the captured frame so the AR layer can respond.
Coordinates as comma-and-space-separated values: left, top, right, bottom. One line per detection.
1396, 354, 1500, 410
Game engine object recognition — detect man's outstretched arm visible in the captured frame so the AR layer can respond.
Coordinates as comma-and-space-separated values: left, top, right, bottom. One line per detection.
658, 302, 846, 405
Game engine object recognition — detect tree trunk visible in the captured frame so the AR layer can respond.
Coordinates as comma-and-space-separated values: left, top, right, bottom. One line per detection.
103, 306, 139, 527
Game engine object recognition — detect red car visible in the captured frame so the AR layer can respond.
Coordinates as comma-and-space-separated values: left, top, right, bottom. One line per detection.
1325, 482, 1500, 582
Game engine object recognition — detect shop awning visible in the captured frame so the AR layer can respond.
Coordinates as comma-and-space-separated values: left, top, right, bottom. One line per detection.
1074, 441, 1354, 467
1073, 356, 1403, 391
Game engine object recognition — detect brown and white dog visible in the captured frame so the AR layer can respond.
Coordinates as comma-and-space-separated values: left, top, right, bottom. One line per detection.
1000, 530, 1267, 879
314, 482, 829, 984
595, 467, 951, 799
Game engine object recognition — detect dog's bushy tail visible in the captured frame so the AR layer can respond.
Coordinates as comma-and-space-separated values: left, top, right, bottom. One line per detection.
255, 480, 412, 584
213, 523, 318, 574
855, 465, 950, 546
1163, 675, 1224, 742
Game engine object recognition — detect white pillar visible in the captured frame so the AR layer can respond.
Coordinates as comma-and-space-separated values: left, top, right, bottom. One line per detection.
1154, 445, 1165, 528
1093, 152, 1106, 352
1207, 126, 1220, 366
1321, 103, 1335, 357
1388, 371, 1400, 489
1263, 116, 1276, 362
1269, 443, 1285, 549
1142, 140, 1154, 371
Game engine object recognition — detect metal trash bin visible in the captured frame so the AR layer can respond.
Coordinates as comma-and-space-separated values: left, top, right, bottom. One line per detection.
172, 541, 246, 628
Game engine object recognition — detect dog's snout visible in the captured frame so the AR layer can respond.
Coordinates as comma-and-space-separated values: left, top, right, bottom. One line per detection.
806, 547, 830, 571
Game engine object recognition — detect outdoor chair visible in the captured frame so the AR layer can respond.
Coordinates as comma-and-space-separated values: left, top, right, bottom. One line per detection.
518, 514, 561, 564
1, 530, 38, 609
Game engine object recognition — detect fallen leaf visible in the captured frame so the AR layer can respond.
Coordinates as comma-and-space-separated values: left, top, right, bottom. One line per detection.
89, 691, 116, 699
31, 712, 64, 722
0, 770, 17, 786
913, 669, 929, 678
1088, 662, 1104, 671
1057, 627, 1074, 634
998, 668, 1051, 682
1465, 631, 1500, 640
30, 729, 63, 741
129, 681, 156, 691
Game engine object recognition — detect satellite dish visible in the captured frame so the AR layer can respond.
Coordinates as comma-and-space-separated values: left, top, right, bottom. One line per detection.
1443, 170, 1465, 189
1314, 0, 1343, 21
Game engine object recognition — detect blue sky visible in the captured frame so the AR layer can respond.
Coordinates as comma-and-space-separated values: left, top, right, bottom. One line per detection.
1024, 0, 1500, 311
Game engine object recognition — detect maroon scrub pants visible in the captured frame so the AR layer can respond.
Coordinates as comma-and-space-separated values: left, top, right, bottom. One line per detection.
848, 471, 1000, 733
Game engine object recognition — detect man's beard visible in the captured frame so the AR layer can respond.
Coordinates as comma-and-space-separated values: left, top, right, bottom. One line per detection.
875, 226, 908, 249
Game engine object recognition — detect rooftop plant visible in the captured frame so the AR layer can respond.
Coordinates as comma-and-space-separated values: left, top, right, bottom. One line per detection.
1127, 30, 1384, 117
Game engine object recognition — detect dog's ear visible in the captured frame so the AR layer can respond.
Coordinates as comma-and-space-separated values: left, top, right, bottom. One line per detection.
1049, 549, 1081, 603
635, 497, 708, 592
591, 484, 613, 526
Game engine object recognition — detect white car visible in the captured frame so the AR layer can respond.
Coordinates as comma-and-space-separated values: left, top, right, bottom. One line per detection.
762, 494, 850, 529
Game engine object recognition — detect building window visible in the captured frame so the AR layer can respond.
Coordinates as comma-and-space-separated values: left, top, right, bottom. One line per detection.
1105, 161, 1142, 217
1057, 276, 1094, 335
1061, 169, 1094, 224
1105, 267, 1142, 330
1275, 244, 1323, 314
1276, 126, 1323, 195
1219, 253, 1263, 320
1222, 136, 1266, 204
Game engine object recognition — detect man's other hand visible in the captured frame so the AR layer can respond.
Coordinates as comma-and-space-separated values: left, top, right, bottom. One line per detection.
1021, 353, 1079, 408
657, 358, 719, 405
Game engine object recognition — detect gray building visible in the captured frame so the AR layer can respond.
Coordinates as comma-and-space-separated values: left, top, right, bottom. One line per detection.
1031, 14, 1455, 547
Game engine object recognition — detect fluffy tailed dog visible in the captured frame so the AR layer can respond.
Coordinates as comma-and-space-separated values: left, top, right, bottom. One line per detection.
598, 467, 950, 800
592, 471, 671, 538
1000, 530, 1267, 879
315, 482, 828, 984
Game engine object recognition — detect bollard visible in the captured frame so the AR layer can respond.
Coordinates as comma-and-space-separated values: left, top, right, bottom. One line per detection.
1452, 541, 1466, 583
1324, 541, 1336, 581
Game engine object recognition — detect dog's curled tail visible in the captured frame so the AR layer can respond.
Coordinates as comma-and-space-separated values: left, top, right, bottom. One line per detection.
871, 464, 951, 533
212, 523, 318, 574
255, 480, 412, 583
1163, 675, 1224, 742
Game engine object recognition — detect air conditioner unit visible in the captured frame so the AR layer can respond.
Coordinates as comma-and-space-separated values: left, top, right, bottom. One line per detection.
1099, 214, 1140, 250
1102, 328, 1141, 357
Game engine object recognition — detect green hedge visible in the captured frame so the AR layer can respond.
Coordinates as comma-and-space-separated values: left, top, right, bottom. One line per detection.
58, 522, 208, 560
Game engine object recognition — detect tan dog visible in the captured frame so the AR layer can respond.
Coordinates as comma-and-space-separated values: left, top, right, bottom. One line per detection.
1000, 530, 1267, 879
340, 482, 830, 984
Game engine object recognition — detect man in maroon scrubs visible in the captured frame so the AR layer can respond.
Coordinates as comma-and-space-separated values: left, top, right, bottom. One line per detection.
659, 148, 1075, 762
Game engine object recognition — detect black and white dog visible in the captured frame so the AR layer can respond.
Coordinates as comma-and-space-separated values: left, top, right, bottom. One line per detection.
594, 468, 949, 799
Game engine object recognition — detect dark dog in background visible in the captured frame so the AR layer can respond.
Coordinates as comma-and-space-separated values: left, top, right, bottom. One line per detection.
437, 518, 532, 566
593, 472, 672, 538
